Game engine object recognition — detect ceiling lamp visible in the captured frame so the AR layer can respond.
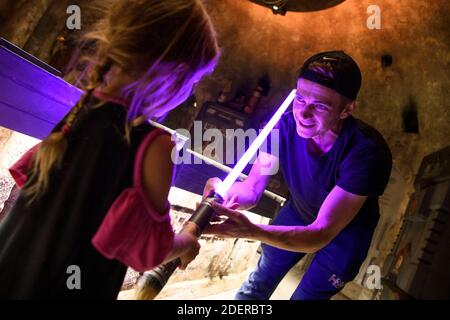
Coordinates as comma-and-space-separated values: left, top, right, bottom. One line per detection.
250, 0, 346, 15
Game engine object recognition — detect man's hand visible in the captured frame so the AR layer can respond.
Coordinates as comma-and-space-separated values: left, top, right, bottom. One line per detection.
204, 202, 260, 239
201, 177, 239, 209
202, 153, 276, 211
203, 177, 223, 199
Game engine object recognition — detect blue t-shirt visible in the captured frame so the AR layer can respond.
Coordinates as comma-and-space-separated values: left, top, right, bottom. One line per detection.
275, 113, 392, 228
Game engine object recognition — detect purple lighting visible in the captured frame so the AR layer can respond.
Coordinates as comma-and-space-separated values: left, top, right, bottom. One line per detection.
0, 39, 83, 139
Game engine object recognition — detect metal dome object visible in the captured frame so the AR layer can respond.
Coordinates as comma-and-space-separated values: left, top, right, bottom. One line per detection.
250, 0, 346, 14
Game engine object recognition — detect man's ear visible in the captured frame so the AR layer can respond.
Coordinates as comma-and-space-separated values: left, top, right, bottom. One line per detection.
340, 100, 355, 119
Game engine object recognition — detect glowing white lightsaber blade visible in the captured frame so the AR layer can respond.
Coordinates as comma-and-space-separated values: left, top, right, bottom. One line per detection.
215, 89, 296, 198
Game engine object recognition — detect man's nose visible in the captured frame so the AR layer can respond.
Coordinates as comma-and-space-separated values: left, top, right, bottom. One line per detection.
299, 103, 314, 119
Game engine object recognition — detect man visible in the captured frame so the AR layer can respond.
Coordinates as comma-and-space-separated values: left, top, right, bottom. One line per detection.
203, 51, 392, 300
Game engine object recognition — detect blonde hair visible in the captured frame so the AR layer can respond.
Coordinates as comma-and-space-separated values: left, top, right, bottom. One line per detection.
25, 0, 219, 202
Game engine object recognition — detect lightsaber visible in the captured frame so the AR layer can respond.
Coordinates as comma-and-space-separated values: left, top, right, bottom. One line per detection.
215, 89, 297, 197
135, 89, 296, 300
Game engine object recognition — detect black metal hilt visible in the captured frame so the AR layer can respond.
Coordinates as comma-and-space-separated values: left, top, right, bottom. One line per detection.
188, 192, 223, 233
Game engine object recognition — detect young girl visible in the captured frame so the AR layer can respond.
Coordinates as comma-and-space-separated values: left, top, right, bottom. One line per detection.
0, 0, 219, 299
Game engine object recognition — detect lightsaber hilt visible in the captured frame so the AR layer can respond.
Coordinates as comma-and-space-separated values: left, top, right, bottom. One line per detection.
187, 192, 223, 232
135, 192, 223, 300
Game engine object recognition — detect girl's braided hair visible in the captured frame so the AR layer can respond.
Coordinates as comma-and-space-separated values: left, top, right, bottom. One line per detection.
25, 0, 219, 202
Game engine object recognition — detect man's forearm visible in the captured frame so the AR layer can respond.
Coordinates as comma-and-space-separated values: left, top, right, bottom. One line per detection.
227, 181, 260, 210
249, 224, 329, 254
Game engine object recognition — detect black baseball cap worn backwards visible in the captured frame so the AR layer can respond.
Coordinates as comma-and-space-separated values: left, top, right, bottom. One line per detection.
298, 50, 362, 100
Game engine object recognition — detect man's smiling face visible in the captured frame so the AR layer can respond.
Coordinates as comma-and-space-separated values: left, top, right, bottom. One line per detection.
293, 78, 352, 139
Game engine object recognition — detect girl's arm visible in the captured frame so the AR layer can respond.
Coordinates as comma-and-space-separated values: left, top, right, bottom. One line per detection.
141, 133, 200, 269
